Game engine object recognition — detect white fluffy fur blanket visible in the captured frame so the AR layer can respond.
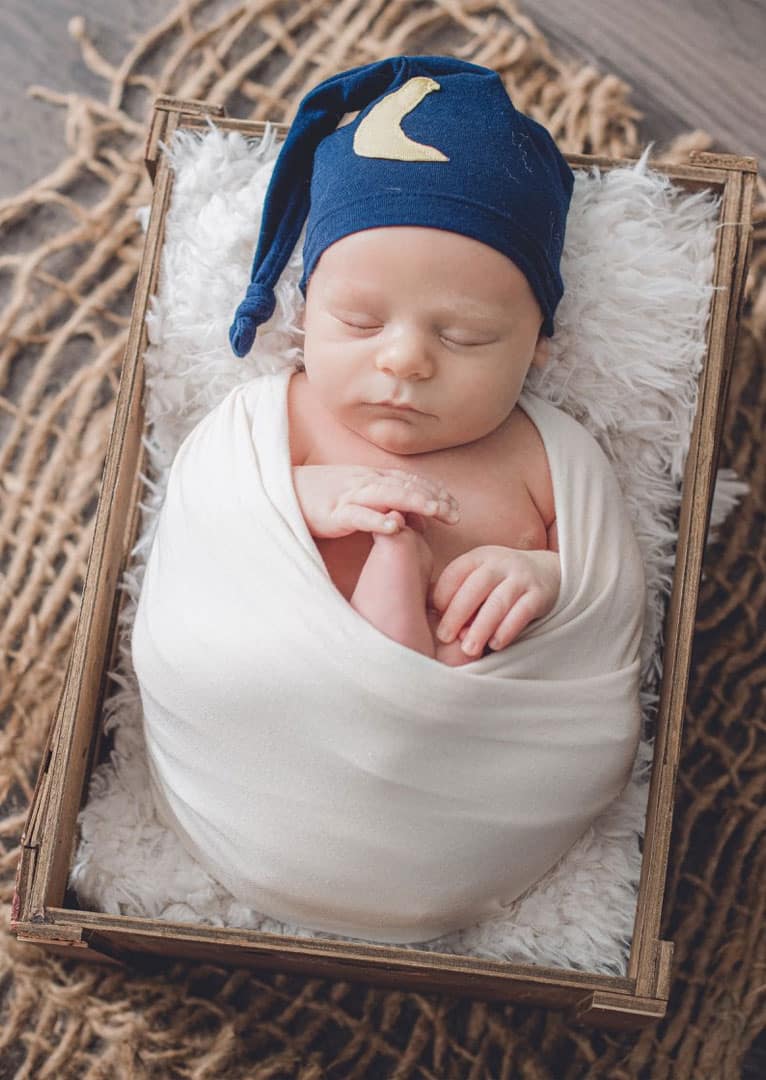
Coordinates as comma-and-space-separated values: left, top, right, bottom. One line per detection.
68, 124, 748, 974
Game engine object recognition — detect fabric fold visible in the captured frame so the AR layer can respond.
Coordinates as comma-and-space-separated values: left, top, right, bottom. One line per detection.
132, 366, 645, 944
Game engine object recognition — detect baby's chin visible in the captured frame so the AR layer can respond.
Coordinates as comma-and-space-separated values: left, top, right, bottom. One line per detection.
355, 416, 464, 456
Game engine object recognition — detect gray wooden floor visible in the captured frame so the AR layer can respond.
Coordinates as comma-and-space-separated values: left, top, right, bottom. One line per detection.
522, 0, 765, 163
0, 0, 763, 199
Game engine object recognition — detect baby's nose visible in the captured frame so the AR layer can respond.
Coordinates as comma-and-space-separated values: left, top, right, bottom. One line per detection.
375, 330, 433, 379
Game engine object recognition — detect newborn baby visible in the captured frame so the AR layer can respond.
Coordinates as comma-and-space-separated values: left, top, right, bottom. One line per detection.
288, 224, 561, 667
132, 55, 646, 944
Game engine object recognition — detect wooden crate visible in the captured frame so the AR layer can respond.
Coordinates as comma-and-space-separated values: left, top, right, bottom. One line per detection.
10, 97, 758, 1031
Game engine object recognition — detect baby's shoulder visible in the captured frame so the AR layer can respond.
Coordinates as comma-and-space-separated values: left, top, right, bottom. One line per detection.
508, 402, 555, 527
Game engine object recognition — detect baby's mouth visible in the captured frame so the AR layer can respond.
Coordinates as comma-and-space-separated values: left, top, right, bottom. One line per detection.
372, 400, 432, 417
376, 400, 420, 412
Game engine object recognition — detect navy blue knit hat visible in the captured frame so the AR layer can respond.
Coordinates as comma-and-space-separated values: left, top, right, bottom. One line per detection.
229, 55, 574, 357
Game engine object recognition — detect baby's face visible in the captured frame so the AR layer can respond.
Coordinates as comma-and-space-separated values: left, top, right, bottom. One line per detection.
301, 226, 549, 455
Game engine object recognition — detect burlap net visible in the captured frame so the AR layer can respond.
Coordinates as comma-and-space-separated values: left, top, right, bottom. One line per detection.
1, 2, 764, 1077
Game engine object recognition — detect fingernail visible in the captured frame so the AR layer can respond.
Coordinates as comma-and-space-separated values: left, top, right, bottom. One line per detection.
489, 636, 500, 649
425, 500, 438, 512
437, 624, 451, 642
448, 508, 460, 522
462, 638, 477, 655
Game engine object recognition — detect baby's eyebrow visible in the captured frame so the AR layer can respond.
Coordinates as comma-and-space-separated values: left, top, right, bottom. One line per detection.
323, 281, 379, 304
434, 301, 507, 323
323, 283, 508, 322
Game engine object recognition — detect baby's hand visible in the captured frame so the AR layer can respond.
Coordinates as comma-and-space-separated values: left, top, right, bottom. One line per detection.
292, 465, 460, 539
432, 545, 561, 656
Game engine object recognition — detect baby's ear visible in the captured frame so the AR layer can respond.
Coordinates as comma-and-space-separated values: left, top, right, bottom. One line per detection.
531, 332, 550, 369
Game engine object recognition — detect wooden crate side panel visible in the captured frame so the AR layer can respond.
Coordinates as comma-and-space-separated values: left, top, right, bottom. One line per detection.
44, 908, 632, 991
13, 909, 667, 1030
13, 643, 77, 924
20, 145, 178, 920
144, 97, 225, 177
628, 167, 756, 993
41, 299, 148, 911
50, 928, 613, 1013
171, 114, 753, 186
574, 991, 667, 1031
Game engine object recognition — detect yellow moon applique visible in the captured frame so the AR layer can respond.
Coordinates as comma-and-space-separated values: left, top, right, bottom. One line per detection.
353, 77, 449, 162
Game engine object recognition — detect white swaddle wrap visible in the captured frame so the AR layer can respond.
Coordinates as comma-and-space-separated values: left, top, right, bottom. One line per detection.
132, 365, 645, 944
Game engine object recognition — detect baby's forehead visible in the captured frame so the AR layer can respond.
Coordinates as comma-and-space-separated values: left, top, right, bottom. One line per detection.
312, 227, 533, 313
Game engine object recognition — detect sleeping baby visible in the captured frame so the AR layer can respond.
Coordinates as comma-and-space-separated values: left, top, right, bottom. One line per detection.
287, 222, 560, 669
132, 56, 647, 944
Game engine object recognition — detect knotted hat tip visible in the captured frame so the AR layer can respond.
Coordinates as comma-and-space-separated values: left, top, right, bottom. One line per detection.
228, 282, 277, 357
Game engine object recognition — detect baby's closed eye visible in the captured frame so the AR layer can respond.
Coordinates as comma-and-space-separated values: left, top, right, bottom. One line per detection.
332, 310, 382, 331
438, 330, 499, 347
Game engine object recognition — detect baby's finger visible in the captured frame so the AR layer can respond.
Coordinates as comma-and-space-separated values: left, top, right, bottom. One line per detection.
358, 482, 459, 523
334, 504, 404, 535
486, 593, 539, 650
435, 569, 495, 644
458, 581, 527, 654
378, 470, 460, 509
431, 550, 484, 613
381, 510, 407, 532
